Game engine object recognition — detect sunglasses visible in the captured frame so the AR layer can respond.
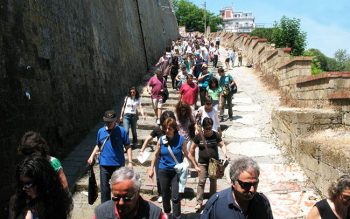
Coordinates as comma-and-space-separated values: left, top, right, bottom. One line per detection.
203, 127, 212, 131
21, 181, 34, 189
112, 194, 135, 202
237, 179, 259, 191
205, 102, 212, 105
130, 91, 136, 94
342, 194, 350, 202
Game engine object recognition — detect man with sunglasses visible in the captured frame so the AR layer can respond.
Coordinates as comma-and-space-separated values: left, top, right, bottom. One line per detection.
93, 167, 168, 219
87, 110, 132, 203
201, 157, 273, 219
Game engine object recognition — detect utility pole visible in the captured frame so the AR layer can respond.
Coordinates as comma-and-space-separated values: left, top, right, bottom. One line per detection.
204, 1, 207, 38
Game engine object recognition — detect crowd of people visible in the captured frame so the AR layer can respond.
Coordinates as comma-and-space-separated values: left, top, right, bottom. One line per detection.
8, 35, 349, 219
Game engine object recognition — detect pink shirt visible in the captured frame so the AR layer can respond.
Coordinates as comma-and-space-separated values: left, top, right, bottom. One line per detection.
148, 75, 165, 100
180, 82, 198, 105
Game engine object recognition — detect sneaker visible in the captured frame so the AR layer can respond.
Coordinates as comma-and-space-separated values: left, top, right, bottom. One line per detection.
156, 118, 160, 125
229, 116, 234, 121
157, 196, 163, 203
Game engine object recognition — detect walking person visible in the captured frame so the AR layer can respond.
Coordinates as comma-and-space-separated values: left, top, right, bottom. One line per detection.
119, 86, 145, 148
156, 51, 172, 82
196, 96, 222, 137
307, 175, 350, 219
225, 48, 230, 70
198, 64, 213, 106
93, 167, 167, 219
201, 157, 274, 219
175, 64, 188, 90
230, 48, 235, 68
206, 77, 223, 111
17, 131, 69, 190
189, 117, 228, 212
179, 73, 198, 111
9, 156, 73, 219
170, 55, 179, 90
148, 118, 200, 219
87, 110, 132, 203
175, 102, 196, 150
237, 49, 243, 67
213, 45, 220, 68
218, 68, 236, 121
147, 68, 166, 125
139, 111, 177, 204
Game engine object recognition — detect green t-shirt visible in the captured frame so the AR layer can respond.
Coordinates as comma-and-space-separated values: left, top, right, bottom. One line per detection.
206, 87, 222, 101
50, 156, 62, 172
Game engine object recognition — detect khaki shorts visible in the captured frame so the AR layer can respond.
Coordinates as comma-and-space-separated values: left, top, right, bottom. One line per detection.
151, 98, 163, 109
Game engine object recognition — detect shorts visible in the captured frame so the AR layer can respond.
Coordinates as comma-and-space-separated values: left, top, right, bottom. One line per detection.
152, 98, 163, 109
225, 58, 230, 63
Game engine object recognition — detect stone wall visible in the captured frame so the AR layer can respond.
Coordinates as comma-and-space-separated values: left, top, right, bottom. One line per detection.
211, 31, 350, 197
0, 0, 178, 216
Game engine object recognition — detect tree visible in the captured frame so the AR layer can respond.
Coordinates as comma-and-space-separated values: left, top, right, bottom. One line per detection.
250, 28, 274, 42
272, 16, 307, 56
334, 49, 349, 71
172, 0, 222, 33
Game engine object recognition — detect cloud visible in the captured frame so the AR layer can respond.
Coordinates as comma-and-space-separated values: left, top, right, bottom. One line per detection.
301, 17, 350, 57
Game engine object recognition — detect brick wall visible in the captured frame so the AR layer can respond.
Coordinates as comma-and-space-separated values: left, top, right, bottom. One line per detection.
0, 0, 178, 216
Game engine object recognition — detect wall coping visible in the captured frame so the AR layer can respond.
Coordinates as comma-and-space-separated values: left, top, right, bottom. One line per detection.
266, 50, 279, 62
297, 72, 350, 85
278, 56, 313, 70
329, 90, 350, 100
252, 38, 268, 50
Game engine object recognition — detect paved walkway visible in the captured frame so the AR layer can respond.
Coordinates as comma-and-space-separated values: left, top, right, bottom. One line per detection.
66, 54, 321, 219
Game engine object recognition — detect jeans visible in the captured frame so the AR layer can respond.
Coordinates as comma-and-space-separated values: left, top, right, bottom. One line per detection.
100, 165, 120, 203
123, 113, 137, 144
155, 158, 162, 196
213, 55, 218, 68
220, 93, 233, 118
197, 164, 217, 205
159, 169, 181, 218
199, 88, 207, 106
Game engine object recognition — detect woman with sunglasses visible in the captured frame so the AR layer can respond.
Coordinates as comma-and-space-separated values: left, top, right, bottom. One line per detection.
119, 86, 145, 148
148, 118, 199, 219
9, 155, 72, 219
17, 131, 69, 190
188, 117, 227, 212
307, 175, 350, 219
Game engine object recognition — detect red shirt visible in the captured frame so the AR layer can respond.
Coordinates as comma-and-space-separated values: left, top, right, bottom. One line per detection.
180, 82, 198, 105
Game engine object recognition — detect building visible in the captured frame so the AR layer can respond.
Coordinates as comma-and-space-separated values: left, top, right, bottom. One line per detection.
220, 7, 255, 33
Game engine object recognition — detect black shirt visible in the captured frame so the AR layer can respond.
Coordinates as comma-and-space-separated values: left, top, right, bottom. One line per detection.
193, 131, 222, 164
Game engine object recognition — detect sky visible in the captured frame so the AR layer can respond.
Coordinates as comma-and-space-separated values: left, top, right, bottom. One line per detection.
188, 0, 350, 58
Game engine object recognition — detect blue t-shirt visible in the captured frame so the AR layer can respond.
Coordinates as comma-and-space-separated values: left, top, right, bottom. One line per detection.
198, 72, 213, 89
159, 132, 184, 170
219, 74, 233, 88
97, 125, 130, 166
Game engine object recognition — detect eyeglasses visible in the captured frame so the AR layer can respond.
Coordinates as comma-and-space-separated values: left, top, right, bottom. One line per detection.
21, 180, 34, 189
237, 179, 259, 191
112, 194, 135, 203
342, 194, 350, 202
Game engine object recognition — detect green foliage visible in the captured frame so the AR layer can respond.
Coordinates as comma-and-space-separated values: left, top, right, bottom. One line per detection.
250, 28, 274, 41
272, 16, 307, 56
303, 48, 350, 74
172, 0, 223, 33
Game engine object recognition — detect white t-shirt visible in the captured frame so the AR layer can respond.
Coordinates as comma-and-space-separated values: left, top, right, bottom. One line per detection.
197, 106, 220, 131
124, 97, 141, 114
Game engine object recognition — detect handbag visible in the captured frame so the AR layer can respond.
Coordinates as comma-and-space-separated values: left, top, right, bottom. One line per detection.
231, 83, 237, 94
161, 79, 169, 103
119, 96, 128, 125
208, 158, 225, 180
88, 165, 98, 205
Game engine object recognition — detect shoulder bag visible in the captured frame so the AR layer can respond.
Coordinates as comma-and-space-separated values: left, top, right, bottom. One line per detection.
119, 96, 128, 125
88, 165, 98, 205
95, 133, 110, 164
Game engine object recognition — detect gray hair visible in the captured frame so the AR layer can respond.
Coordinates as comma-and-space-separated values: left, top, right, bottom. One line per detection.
229, 157, 260, 182
110, 167, 141, 193
328, 175, 350, 200
154, 67, 161, 74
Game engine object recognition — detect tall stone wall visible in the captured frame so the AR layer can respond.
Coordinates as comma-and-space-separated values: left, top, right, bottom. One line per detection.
0, 0, 178, 216
210, 31, 350, 197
